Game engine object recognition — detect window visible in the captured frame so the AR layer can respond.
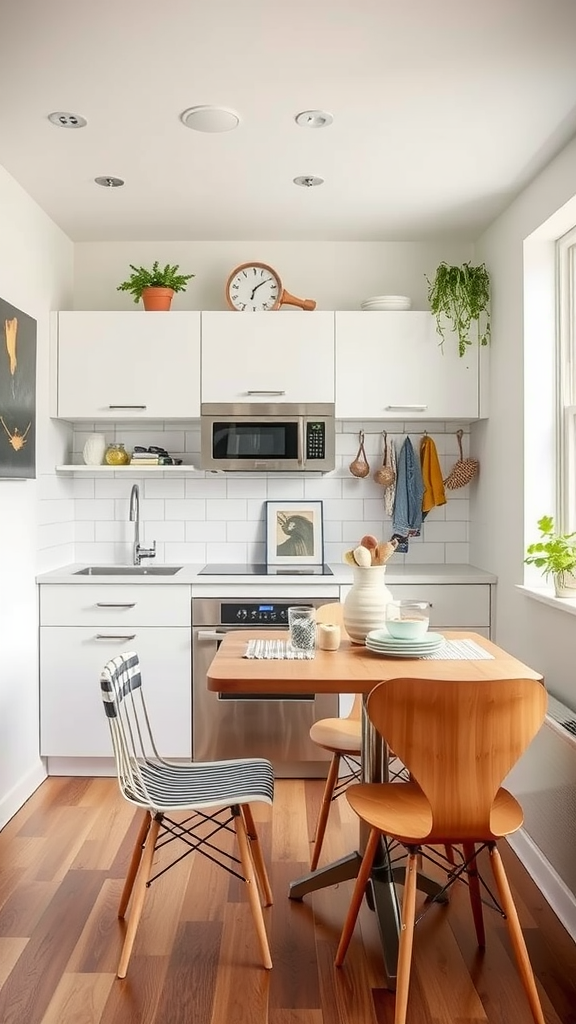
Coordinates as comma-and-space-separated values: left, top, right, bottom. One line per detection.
556, 226, 576, 532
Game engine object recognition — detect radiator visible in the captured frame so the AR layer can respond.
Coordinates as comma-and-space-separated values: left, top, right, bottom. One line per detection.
506, 693, 576, 899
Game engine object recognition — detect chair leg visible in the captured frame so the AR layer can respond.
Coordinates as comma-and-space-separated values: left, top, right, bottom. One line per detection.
117, 815, 161, 979
334, 827, 380, 966
463, 841, 485, 947
234, 810, 272, 969
118, 810, 151, 919
489, 844, 545, 1024
310, 753, 340, 870
241, 804, 273, 906
444, 844, 455, 865
394, 850, 418, 1024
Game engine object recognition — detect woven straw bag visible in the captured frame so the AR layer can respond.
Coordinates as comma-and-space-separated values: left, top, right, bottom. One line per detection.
444, 429, 479, 489
349, 430, 370, 478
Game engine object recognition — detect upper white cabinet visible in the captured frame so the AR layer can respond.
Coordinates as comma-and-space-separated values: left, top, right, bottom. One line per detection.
201, 311, 335, 404
335, 312, 481, 419
53, 311, 201, 420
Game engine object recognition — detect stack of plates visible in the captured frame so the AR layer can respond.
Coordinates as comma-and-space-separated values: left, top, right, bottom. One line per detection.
361, 295, 412, 311
365, 629, 444, 658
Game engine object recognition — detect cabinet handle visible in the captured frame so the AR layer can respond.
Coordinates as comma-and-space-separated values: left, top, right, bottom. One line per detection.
246, 390, 286, 396
95, 633, 137, 641
384, 404, 428, 411
95, 602, 137, 608
196, 629, 229, 640
107, 404, 147, 410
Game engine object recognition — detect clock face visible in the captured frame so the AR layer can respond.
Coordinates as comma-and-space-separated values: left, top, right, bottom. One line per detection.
226, 263, 282, 311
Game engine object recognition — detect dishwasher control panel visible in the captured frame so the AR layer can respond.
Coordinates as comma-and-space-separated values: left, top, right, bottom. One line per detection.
220, 601, 315, 625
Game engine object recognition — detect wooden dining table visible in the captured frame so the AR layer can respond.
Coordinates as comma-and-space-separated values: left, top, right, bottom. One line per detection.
207, 628, 543, 987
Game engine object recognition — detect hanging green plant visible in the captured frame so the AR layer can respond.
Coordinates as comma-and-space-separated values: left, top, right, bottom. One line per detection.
425, 261, 491, 357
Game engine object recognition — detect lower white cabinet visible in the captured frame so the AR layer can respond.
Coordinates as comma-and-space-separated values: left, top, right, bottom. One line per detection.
339, 582, 492, 636
40, 627, 191, 757
40, 584, 191, 758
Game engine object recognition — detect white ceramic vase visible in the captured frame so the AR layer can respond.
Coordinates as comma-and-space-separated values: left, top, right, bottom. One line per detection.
343, 564, 394, 644
82, 433, 106, 466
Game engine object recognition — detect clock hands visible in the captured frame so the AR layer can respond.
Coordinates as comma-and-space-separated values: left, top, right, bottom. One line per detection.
250, 279, 270, 301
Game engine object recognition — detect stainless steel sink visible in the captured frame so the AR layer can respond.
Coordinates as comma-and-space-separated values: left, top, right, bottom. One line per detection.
74, 566, 183, 576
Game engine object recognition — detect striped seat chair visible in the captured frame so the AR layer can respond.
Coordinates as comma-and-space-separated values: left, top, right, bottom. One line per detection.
100, 651, 275, 979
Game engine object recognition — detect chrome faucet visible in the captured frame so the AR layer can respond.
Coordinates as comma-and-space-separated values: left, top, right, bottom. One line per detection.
129, 484, 156, 566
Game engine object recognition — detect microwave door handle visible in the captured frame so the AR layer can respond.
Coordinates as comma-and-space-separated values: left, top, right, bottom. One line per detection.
298, 418, 305, 468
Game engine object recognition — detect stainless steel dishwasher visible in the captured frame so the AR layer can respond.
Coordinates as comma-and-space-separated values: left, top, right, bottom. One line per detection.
192, 597, 339, 777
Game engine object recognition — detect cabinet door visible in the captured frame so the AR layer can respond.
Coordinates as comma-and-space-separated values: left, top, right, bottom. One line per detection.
335, 312, 479, 419
40, 627, 191, 757
201, 311, 335, 403
56, 311, 200, 419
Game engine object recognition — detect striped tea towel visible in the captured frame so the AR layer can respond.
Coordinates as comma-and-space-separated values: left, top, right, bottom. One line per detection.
245, 639, 315, 660
422, 639, 494, 660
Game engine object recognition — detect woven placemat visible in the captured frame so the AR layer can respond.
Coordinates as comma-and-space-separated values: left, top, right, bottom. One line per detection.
244, 639, 315, 660
422, 639, 494, 660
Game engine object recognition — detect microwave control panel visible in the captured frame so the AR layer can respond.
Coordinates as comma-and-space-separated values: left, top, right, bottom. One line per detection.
306, 421, 326, 460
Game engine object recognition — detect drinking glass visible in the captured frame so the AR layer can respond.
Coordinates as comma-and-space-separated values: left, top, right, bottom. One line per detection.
288, 606, 316, 652
385, 600, 430, 640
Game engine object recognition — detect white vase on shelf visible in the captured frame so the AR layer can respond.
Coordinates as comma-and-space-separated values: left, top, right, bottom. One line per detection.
82, 433, 107, 466
343, 564, 394, 644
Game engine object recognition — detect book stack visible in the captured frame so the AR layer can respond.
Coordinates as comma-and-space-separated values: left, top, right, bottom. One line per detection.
129, 446, 182, 466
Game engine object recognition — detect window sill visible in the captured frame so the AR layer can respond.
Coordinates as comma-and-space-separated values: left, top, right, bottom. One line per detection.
516, 584, 576, 617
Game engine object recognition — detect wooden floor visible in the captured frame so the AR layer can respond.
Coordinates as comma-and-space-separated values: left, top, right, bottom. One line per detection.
0, 776, 574, 1024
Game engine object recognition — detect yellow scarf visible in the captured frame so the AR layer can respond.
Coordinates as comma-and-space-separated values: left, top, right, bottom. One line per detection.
420, 435, 446, 513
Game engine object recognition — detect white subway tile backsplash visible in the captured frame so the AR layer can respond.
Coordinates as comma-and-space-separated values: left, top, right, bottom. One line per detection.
68, 420, 471, 564
185, 520, 226, 542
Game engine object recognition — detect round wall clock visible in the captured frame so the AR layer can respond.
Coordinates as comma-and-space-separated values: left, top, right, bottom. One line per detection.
225, 262, 316, 311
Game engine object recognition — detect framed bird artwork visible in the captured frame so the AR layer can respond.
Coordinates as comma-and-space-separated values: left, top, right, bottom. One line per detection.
265, 500, 324, 567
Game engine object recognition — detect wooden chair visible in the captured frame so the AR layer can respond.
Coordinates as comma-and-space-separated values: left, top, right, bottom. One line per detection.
308, 604, 363, 869
335, 676, 548, 1024
100, 651, 274, 978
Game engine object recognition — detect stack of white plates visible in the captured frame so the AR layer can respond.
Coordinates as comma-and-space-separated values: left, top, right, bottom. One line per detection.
364, 629, 444, 658
361, 295, 412, 311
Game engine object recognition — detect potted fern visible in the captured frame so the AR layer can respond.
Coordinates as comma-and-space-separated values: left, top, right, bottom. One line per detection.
117, 261, 195, 310
525, 515, 576, 597
426, 261, 491, 357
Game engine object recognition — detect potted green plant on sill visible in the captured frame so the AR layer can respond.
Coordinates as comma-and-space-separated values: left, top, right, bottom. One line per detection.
425, 261, 491, 357
524, 515, 576, 597
117, 261, 195, 311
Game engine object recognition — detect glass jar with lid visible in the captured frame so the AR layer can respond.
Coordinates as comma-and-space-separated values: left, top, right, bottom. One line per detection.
105, 442, 130, 466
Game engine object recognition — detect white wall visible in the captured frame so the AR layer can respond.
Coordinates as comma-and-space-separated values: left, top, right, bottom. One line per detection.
0, 165, 74, 827
73, 240, 473, 312
473, 135, 576, 711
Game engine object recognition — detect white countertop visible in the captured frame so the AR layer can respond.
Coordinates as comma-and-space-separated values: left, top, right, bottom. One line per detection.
36, 562, 497, 586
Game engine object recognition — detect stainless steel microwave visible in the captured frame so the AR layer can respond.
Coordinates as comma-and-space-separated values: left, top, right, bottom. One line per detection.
200, 403, 335, 472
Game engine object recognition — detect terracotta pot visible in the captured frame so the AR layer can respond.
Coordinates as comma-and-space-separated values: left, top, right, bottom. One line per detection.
141, 287, 174, 311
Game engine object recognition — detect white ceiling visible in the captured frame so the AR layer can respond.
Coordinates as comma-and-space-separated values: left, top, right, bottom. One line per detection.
2, 0, 576, 243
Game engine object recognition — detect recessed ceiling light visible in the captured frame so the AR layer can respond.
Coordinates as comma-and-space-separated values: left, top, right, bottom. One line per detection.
295, 110, 333, 129
48, 111, 87, 129
94, 176, 124, 188
180, 105, 240, 133
293, 175, 325, 188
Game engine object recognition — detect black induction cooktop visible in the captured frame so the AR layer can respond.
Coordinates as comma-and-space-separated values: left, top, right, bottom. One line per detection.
199, 563, 334, 577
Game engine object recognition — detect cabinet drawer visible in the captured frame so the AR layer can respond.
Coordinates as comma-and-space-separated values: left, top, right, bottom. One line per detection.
40, 626, 191, 757
390, 584, 491, 627
40, 584, 191, 626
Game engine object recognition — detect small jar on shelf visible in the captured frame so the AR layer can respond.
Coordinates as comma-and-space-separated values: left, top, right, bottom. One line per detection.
104, 442, 130, 466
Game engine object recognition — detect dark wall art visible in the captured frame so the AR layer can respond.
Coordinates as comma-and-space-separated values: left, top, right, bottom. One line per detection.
0, 297, 36, 479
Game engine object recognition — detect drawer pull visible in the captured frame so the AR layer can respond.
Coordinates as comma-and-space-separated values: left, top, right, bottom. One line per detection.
107, 404, 147, 410
95, 633, 137, 641
246, 390, 286, 396
95, 602, 137, 609
384, 404, 428, 411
